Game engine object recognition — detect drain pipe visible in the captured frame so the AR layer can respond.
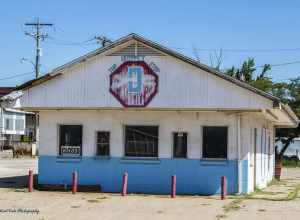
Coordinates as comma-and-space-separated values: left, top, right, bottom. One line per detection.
236, 114, 242, 194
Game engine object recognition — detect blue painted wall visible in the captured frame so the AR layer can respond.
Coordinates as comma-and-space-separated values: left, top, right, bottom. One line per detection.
38, 156, 246, 195
241, 160, 249, 194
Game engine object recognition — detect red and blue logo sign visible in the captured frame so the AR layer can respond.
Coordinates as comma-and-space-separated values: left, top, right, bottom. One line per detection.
109, 61, 158, 107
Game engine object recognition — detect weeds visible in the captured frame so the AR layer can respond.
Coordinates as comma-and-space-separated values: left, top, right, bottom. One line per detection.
87, 199, 100, 203
286, 185, 300, 201
216, 214, 227, 219
96, 196, 107, 200
14, 189, 26, 193
222, 199, 243, 213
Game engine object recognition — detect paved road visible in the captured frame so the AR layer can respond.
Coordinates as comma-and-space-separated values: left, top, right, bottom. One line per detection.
0, 158, 37, 189
0, 158, 37, 177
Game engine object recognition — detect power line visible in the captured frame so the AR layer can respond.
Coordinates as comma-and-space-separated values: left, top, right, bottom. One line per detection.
46, 36, 96, 46
0, 71, 34, 81
219, 59, 300, 72
256, 60, 300, 68
172, 46, 300, 53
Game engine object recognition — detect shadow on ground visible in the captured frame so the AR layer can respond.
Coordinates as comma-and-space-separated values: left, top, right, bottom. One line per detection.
0, 174, 37, 189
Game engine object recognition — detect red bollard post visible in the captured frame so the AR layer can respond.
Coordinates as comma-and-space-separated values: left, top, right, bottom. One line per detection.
28, 170, 33, 192
171, 175, 176, 198
122, 172, 128, 196
221, 176, 227, 200
72, 171, 78, 194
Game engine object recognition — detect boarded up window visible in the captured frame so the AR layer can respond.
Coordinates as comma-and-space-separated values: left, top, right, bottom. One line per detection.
96, 131, 110, 156
59, 125, 82, 157
125, 126, 158, 157
203, 126, 227, 159
173, 132, 187, 158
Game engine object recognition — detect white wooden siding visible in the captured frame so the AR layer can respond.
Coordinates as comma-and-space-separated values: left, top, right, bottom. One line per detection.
39, 111, 239, 159
19, 54, 273, 109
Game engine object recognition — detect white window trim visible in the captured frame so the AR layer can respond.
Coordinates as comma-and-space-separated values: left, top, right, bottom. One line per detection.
201, 125, 229, 160
123, 124, 159, 159
172, 131, 188, 159
57, 123, 83, 157
95, 131, 111, 157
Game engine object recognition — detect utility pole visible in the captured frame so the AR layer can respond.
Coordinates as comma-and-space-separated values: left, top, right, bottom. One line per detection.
25, 17, 53, 78
94, 36, 112, 47
24, 18, 53, 145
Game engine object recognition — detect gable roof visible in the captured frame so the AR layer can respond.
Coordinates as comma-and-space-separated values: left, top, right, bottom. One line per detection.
15, 33, 280, 104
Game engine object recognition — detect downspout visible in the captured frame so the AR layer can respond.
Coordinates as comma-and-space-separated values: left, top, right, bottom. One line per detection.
236, 114, 242, 194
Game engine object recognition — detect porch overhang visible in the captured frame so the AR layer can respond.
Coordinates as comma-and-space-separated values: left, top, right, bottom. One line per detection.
264, 103, 299, 128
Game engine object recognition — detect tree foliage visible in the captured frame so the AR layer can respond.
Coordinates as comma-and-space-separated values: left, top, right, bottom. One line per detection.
225, 58, 300, 156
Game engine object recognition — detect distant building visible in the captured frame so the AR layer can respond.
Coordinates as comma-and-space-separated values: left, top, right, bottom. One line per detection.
15, 34, 299, 194
0, 88, 35, 152
277, 138, 300, 159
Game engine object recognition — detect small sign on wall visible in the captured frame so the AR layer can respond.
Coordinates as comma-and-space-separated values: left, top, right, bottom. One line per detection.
60, 145, 81, 157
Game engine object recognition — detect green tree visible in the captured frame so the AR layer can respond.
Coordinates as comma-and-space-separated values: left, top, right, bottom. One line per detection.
275, 77, 300, 158
226, 58, 273, 92
225, 59, 300, 169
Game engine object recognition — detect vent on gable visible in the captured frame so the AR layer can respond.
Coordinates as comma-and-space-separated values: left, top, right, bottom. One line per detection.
108, 42, 164, 56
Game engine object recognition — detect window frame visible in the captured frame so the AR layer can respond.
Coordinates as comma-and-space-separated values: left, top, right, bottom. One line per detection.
172, 131, 188, 159
123, 125, 159, 158
95, 131, 110, 157
57, 124, 83, 157
5, 118, 14, 131
15, 118, 25, 131
201, 126, 228, 160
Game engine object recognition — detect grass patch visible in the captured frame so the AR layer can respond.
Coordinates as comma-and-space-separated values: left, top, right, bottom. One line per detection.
87, 199, 100, 203
71, 205, 80, 208
14, 189, 27, 193
222, 199, 243, 213
286, 185, 300, 201
256, 191, 280, 195
258, 209, 266, 212
267, 179, 282, 186
248, 184, 300, 202
282, 159, 300, 168
216, 214, 227, 219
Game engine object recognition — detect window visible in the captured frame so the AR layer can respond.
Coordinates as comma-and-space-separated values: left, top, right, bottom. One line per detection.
96, 131, 110, 156
59, 125, 82, 157
15, 119, 25, 131
173, 132, 187, 158
202, 126, 227, 159
5, 118, 14, 130
125, 125, 158, 157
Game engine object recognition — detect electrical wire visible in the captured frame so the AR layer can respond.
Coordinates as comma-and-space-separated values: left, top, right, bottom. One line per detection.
0, 71, 34, 81
256, 60, 300, 68
46, 36, 97, 46
172, 46, 300, 53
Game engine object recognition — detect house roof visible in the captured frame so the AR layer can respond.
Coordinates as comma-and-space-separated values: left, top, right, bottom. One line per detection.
15, 33, 280, 104
0, 87, 15, 98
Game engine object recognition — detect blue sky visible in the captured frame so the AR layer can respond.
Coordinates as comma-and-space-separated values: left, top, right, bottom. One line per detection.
1, 0, 300, 86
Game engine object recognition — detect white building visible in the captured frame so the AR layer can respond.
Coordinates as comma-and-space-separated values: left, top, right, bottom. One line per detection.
0, 91, 27, 150
15, 34, 298, 194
